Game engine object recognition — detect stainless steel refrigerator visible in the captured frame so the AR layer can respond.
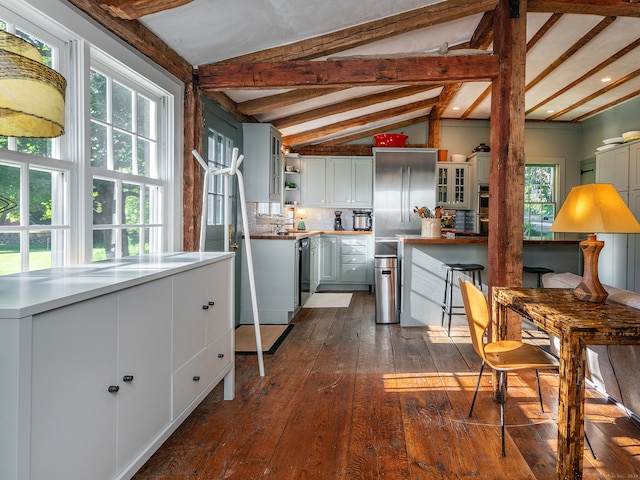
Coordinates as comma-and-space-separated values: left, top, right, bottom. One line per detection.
373, 147, 437, 255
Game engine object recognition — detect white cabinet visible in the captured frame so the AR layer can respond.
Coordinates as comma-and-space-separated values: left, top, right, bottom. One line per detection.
300, 155, 373, 208
31, 294, 120, 480
596, 140, 640, 291
318, 234, 373, 288
243, 123, 282, 202
310, 235, 320, 294
0, 253, 234, 480
437, 163, 471, 209
301, 156, 327, 206
470, 152, 489, 186
326, 156, 373, 208
240, 238, 298, 324
319, 235, 339, 282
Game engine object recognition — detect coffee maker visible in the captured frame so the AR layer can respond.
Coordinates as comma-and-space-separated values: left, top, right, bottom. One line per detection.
333, 210, 344, 231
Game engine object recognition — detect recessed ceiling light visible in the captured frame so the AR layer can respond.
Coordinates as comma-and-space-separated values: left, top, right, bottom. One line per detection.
547, 110, 555, 113
452, 106, 460, 110
601, 76, 612, 82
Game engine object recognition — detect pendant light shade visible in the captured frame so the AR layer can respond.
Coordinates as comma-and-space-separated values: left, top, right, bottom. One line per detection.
0, 30, 66, 138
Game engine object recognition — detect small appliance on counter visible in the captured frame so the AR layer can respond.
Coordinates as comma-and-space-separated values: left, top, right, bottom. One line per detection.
353, 209, 372, 231
333, 210, 344, 231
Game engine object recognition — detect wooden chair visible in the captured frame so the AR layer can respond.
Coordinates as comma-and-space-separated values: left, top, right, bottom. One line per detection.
458, 278, 559, 456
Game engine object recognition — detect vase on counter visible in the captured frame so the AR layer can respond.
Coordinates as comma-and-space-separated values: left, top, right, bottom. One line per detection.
421, 218, 441, 238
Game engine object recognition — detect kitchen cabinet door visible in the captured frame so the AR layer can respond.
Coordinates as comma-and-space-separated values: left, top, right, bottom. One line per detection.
437, 163, 471, 209
310, 236, 320, 293
31, 294, 119, 480
471, 152, 490, 186
327, 157, 352, 205
117, 278, 172, 472
596, 144, 629, 194
242, 123, 283, 203
172, 264, 227, 371
351, 157, 373, 207
301, 156, 327, 206
319, 235, 339, 282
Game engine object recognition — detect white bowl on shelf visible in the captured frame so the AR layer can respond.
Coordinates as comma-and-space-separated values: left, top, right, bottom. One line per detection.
622, 131, 640, 143
450, 154, 467, 162
602, 136, 623, 145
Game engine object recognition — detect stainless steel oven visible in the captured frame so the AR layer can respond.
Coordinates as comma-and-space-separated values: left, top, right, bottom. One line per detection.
476, 185, 489, 234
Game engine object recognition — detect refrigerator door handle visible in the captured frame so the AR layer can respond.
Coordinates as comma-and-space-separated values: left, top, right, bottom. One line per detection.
400, 166, 405, 222
406, 166, 411, 223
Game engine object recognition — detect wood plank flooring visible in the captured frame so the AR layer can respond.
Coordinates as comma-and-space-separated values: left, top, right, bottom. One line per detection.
134, 291, 640, 479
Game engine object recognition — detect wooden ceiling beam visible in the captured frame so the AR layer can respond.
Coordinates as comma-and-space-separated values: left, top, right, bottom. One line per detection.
572, 87, 640, 122
234, 87, 348, 116
271, 85, 441, 130
99, 0, 193, 20
198, 55, 499, 90
66, 0, 193, 84
282, 98, 438, 147
529, 0, 640, 16
219, 0, 499, 64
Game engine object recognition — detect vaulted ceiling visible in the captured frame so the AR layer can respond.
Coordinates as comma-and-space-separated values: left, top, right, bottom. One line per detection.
76, 0, 640, 150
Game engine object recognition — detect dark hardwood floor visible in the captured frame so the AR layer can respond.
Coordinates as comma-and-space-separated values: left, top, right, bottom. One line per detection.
134, 291, 640, 479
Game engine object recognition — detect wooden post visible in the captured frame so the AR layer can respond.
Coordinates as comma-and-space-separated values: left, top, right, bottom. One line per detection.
488, 0, 526, 344
182, 79, 204, 251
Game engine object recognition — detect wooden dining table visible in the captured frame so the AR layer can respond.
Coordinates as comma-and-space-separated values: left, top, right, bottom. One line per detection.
491, 287, 640, 480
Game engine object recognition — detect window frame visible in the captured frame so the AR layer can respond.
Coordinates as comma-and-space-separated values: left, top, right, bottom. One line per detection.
523, 156, 566, 240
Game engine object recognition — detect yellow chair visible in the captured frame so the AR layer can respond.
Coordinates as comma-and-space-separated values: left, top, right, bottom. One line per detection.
458, 278, 559, 456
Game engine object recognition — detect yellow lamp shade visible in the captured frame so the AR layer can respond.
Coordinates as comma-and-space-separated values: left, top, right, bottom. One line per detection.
0, 30, 66, 138
550, 183, 640, 234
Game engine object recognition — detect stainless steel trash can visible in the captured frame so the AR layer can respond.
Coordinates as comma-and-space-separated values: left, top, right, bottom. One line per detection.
375, 255, 399, 324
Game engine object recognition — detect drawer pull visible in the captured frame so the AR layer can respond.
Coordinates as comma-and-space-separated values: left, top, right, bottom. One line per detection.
192, 376, 200, 381
122, 375, 134, 382
202, 305, 209, 310
208, 301, 215, 306
108, 385, 119, 393
218, 353, 224, 358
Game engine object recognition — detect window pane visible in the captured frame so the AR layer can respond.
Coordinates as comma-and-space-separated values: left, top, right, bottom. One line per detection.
30, 170, 52, 225
123, 227, 140, 256
137, 138, 151, 177
122, 183, 140, 224
90, 70, 108, 121
29, 231, 51, 271
93, 178, 116, 225
112, 81, 133, 130
16, 138, 52, 157
0, 163, 20, 225
0, 232, 20, 275
137, 94, 152, 138
114, 131, 133, 173
91, 121, 108, 168
145, 227, 162, 253
93, 229, 116, 261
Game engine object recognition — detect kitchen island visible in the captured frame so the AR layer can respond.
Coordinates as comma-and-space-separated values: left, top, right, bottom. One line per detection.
397, 235, 582, 327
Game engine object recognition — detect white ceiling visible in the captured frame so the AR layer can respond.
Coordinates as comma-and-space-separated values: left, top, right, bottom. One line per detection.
134, 1, 640, 147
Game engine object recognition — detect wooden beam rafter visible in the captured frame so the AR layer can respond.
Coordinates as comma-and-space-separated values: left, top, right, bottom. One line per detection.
234, 87, 348, 116
528, 0, 640, 16
271, 85, 441, 130
198, 55, 499, 90
283, 98, 439, 147
99, 0, 193, 20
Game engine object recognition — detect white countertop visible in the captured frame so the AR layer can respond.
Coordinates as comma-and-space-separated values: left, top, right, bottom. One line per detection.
0, 252, 234, 319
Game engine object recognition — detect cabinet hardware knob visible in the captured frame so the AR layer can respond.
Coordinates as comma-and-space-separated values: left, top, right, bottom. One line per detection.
108, 385, 119, 393
123, 375, 134, 382
218, 353, 224, 358
202, 305, 209, 310
192, 376, 200, 381
208, 301, 215, 306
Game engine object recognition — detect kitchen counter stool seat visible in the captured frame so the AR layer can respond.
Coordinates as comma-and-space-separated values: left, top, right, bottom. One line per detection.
441, 263, 484, 336
523, 266, 554, 287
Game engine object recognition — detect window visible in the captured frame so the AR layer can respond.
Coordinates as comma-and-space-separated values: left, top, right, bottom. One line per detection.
0, 3, 181, 275
204, 128, 235, 226
90, 64, 165, 260
0, 20, 69, 274
524, 164, 557, 240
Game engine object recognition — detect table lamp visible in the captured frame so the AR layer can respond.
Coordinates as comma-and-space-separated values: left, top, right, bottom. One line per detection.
296, 208, 306, 231
549, 183, 640, 303
0, 30, 66, 137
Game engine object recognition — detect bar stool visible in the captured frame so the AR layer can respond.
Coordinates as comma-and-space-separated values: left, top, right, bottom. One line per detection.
441, 263, 484, 336
523, 266, 554, 287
